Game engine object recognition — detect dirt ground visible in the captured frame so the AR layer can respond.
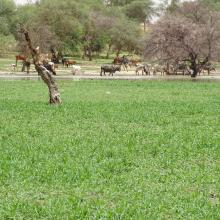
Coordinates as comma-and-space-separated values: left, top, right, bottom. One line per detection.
1, 62, 220, 80
0, 69, 220, 81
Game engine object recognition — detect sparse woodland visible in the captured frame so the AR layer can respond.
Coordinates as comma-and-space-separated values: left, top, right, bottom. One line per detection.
1, 1, 220, 74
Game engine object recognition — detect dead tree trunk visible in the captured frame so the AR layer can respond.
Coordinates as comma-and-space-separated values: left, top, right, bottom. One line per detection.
35, 65, 61, 104
20, 27, 61, 104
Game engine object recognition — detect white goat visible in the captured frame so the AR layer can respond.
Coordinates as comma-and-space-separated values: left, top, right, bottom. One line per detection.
71, 65, 81, 75
11, 64, 16, 71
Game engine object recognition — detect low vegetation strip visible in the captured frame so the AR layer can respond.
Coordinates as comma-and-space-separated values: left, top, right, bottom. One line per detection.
0, 80, 220, 219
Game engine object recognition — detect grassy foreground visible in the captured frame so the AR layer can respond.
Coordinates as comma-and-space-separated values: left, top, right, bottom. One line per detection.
0, 80, 220, 219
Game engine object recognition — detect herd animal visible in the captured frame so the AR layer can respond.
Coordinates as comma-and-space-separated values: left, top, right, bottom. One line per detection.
135, 64, 150, 75
13, 54, 216, 76
62, 58, 77, 68
198, 64, 215, 75
71, 65, 81, 75
100, 65, 121, 76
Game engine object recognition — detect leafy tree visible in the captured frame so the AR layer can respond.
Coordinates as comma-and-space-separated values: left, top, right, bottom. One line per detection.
0, 0, 15, 17
0, 17, 10, 35
3, 0, 146, 59
0, 34, 16, 57
124, 0, 154, 31
0, 0, 16, 35
202, 0, 220, 10
108, 17, 142, 56
105, 0, 136, 6
10, 4, 38, 35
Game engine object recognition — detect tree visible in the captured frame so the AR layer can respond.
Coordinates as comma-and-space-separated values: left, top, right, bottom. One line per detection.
202, 0, 220, 10
5, 0, 147, 60
103, 15, 142, 56
0, 34, 16, 57
20, 27, 61, 104
0, 0, 16, 34
88, 10, 118, 58
80, 12, 103, 60
167, 0, 180, 12
105, 0, 136, 6
0, 17, 10, 35
17, 23, 60, 54
124, 0, 154, 31
145, 1, 220, 77
0, 0, 15, 17
29, 0, 85, 54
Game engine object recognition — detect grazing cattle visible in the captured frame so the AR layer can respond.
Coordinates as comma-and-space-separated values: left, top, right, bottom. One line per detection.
15, 54, 26, 66
199, 64, 215, 75
71, 65, 81, 75
113, 56, 129, 71
21, 60, 31, 74
135, 64, 150, 75
166, 64, 176, 75
62, 57, 68, 66
100, 65, 121, 76
173, 62, 190, 75
151, 65, 165, 75
11, 64, 16, 71
63, 59, 77, 68
113, 57, 121, 65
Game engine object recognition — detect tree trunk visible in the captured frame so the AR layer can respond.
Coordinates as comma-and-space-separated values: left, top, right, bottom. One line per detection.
21, 62, 26, 72
191, 70, 197, 78
116, 48, 121, 57
82, 47, 86, 59
88, 47, 92, 61
190, 62, 198, 78
144, 21, 146, 33
106, 44, 112, 59
20, 27, 61, 104
35, 65, 61, 104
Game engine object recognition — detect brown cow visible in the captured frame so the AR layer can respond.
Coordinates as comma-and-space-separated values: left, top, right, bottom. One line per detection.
64, 60, 77, 68
15, 54, 26, 66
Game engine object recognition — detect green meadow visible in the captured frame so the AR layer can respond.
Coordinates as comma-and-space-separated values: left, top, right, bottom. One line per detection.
0, 80, 219, 219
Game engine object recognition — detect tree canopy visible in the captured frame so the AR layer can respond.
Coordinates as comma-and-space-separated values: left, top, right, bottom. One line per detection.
1, 0, 220, 66
145, 1, 220, 77
0, 0, 154, 58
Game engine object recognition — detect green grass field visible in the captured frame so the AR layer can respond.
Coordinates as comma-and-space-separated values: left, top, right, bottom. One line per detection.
0, 80, 220, 219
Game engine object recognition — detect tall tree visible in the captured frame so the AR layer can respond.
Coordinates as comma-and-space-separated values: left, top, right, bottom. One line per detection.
124, 0, 154, 31
145, 1, 220, 77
